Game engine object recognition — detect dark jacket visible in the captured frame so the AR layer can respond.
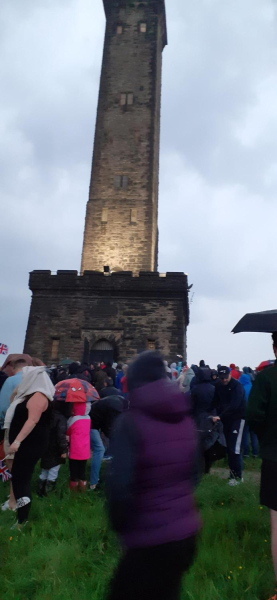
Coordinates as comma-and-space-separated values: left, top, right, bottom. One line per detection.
41, 410, 68, 470
94, 369, 107, 392
99, 386, 123, 399
247, 361, 277, 461
106, 378, 200, 549
213, 378, 246, 422
104, 366, 116, 385
90, 396, 123, 438
191, 368, 215, 417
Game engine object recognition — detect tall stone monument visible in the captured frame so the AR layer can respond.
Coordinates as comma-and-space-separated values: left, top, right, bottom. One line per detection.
24, 0, 189, 365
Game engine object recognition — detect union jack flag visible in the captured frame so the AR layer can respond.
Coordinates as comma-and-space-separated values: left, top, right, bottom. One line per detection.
0, 460, 11, 482
0, 343, 8, 355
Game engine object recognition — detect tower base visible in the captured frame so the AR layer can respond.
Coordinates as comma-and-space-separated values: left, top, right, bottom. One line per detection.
24, 270, 189, 365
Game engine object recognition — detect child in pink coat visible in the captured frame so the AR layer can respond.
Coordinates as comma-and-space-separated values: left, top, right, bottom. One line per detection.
67, 402, 91, 491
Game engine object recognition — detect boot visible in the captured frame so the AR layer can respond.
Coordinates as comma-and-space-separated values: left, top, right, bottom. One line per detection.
37, 479, 47, 497
69, 481, 79, 492
45, 480, 56, 494
78, 480, 87, 493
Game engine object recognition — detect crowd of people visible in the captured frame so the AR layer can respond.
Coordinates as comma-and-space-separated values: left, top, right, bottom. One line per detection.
0, 345, 277, 600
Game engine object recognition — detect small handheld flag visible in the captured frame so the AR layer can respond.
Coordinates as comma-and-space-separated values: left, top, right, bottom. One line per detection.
0, 460, 11, 482
0, 344, 8, 356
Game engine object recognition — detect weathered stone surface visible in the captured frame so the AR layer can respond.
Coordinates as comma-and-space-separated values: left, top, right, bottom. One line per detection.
81, 0, 167, 274
24, 271, 189, 364
23, 1, 189, 365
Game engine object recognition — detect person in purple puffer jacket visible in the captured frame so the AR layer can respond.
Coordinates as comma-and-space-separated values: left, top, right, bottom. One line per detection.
106, 351, 201, 600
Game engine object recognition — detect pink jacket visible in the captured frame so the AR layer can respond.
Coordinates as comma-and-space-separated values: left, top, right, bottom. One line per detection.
67, 403, 91, 460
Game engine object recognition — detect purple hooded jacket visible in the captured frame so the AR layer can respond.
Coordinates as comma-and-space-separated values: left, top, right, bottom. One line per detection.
107, 377, 201, 549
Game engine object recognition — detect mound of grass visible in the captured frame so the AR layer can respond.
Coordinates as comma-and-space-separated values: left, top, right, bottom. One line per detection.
0, 465, 274, 600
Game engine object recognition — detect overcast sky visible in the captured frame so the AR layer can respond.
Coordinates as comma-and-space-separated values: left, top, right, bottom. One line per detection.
1, 0, 277, 368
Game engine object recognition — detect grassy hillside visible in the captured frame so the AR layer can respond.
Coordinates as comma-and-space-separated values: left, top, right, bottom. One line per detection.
0, 465, 274, 600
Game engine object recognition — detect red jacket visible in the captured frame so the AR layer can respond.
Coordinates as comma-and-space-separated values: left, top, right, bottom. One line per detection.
230, 365, 240, 380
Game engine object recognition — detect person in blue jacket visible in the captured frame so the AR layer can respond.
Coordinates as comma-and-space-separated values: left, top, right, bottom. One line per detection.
213, 366, 246, 485
239, 372, 258, 458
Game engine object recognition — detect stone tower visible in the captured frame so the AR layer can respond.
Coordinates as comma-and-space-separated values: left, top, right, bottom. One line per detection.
81, 0, 167, 274
24, 0, 190, 366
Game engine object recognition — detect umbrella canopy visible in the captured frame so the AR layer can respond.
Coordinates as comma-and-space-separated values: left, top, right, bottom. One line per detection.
232, 310, 277, 334
54, 378, 99, 403
58, 358, 74, 366
256, 360, 275, 372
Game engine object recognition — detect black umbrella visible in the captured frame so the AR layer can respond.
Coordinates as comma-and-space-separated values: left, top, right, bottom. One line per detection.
232, 310, 277, 334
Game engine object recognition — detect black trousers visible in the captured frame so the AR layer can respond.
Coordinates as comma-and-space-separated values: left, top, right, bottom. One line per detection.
12, 451, 41, 524
107, 536, 197, 600
69, 459, 87, 481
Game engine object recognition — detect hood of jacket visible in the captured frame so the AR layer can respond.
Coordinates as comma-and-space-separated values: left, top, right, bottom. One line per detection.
198, 368, 212, 383
129, 379, 189, 424
239, 374, 252, 388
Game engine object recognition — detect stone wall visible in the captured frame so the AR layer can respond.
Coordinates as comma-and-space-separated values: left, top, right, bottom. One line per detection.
81, 0, 167, 274
24, 269, 189, 365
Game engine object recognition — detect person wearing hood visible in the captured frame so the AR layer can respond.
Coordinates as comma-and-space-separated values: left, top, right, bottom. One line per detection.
106, 351, 200, 600
182, 367, 195, 393
239, 373, 258, 458
190, 365, 200, 391
191, 368, 225, 475
211, 369, 218, 386
230, 363, 240, 380
170, 362, 178, 379
243, 366, 255, 383
163, 361, 172, 380
191, 368, 215, 416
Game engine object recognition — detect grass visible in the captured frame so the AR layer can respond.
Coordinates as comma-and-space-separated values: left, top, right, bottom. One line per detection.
0, 463, 274, 600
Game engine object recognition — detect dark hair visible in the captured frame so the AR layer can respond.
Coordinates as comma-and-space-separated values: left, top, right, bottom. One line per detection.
12, 358, 28, 370
106, 361, 112, 368
105, 377, 114, 387
273, 332, 277, 347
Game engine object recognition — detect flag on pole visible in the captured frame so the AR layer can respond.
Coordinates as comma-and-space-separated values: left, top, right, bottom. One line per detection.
0, 460, 11, 482
0, 344, 8, 355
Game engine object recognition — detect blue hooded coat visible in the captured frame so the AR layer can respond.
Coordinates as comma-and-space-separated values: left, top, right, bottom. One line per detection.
239, 373, 252, 401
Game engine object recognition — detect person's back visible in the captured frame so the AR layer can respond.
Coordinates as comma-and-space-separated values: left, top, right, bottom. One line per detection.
191, 368, 215, 417
104, 363, 116, 385
106, 352, 200, 600
182, 367, 195, 393
122, 379, 199, 548
94, 368, 107, 392
90, 396, 123, 438
0, 359, 28, 428
239, 373, 252, 400
230, 363, 240, 380
247, 362, 277, 460
100, 385, 122, 398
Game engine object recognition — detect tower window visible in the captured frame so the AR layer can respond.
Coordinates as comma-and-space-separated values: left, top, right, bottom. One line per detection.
101, 208, 108, 223
140, 23, 147, 33
127, 93, 134, 105
116, 25, 123, 35
114, 175, 128, 190
120, 92, 133, 106
51, 338, 59, 361
130, 209, 137, 223
120, 93, 127, 106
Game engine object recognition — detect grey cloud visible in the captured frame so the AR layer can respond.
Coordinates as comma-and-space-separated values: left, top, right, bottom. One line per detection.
1, 0, 277, 368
